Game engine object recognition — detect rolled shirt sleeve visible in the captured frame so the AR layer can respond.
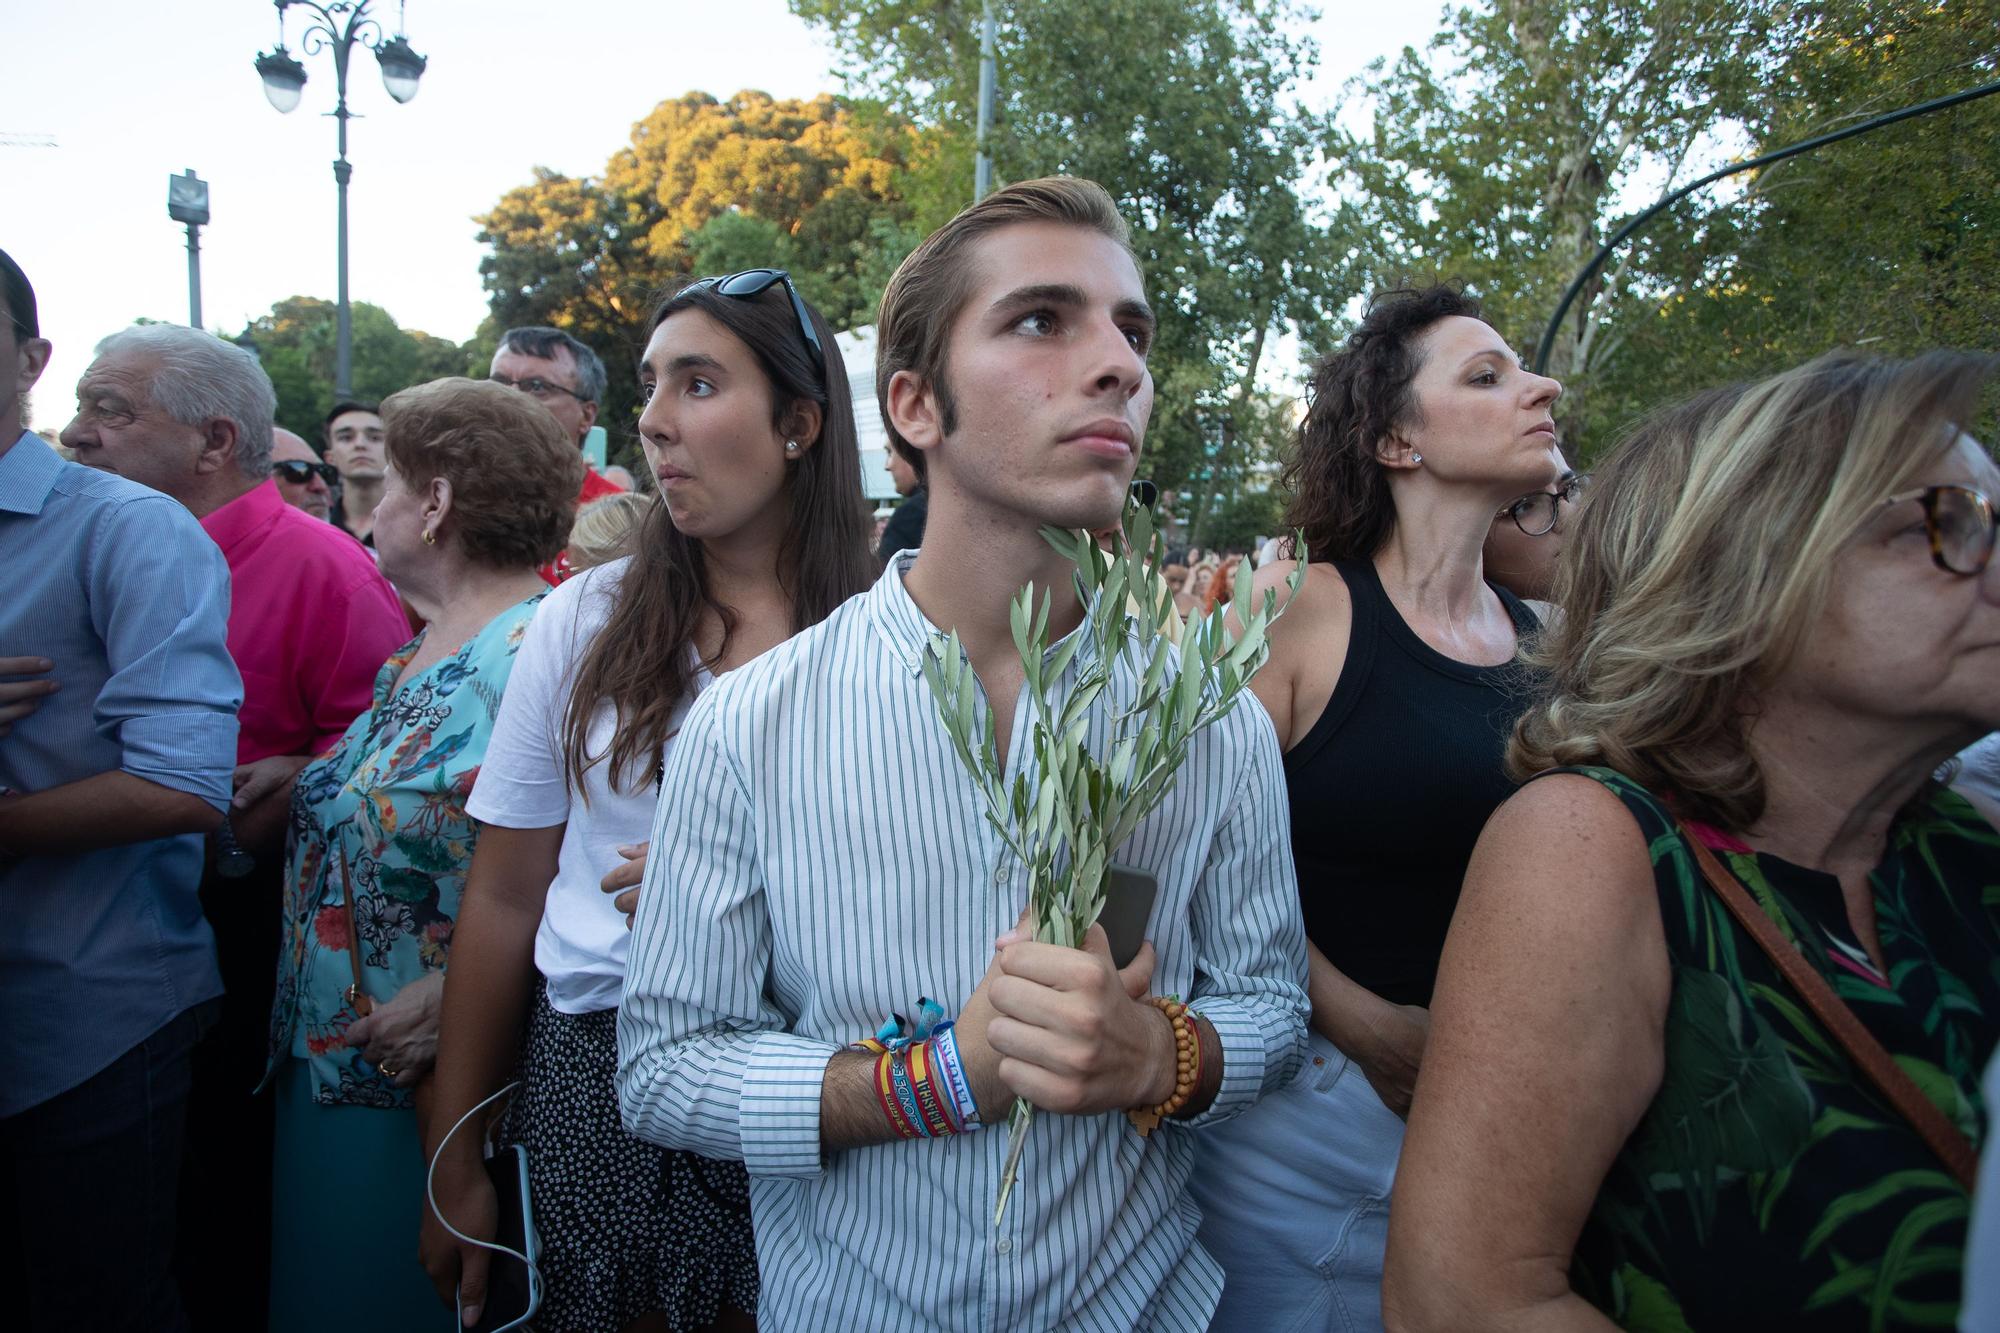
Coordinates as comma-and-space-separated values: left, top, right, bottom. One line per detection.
86, 493, 241, 810
616, 695, 835, 1179
1179, 701, 1310, 1129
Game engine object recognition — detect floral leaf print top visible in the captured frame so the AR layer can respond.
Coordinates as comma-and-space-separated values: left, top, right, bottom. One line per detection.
266, 593, 544, 1108
1559, 765, 2000, 1332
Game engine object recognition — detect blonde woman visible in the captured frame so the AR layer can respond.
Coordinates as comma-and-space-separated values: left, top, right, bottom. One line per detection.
1386, 352, 2000, 1331
566, 489, 653, 573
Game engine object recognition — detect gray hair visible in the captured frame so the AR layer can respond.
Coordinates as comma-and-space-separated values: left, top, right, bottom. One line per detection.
94, 324, 277, 478
497, 326, 606, 404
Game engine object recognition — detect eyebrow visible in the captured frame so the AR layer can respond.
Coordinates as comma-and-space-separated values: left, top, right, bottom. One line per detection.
648, 352, 727, 378
1458, 347, 1523, 371
988, 283, 1157, 331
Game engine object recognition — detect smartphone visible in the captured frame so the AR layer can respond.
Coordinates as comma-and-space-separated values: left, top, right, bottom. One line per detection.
1099, 863, 1160, 969
459, 1143, 541, 1333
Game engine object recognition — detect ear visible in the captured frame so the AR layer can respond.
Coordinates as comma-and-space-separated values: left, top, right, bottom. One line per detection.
425, 474, 454, 530
14, 337, 50, 394
781, 400, 824, 456
195, 417, 240, 476
578, 398, 598, 433
1373, 428, 1421, 471
885, 368, 944, 459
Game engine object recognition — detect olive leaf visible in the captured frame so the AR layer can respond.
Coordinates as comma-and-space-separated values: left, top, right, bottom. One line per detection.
919, 501, 1305, 1226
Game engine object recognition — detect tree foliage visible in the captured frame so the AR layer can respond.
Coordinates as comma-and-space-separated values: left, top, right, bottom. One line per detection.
1336, 0, 2000, 453
231, 296, 473, 443
789, 0, 1360, 542
475, 91, 933, 465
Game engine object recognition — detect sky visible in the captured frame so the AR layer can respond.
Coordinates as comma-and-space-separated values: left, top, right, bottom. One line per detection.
5, 1, 1444, 428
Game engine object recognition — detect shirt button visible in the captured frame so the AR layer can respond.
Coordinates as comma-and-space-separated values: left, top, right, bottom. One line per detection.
996, 1237, 1013, 1255
993, 865, 1008, 888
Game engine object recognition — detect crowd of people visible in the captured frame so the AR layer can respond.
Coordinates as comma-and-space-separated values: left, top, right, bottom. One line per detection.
0, 168, 1995, 1333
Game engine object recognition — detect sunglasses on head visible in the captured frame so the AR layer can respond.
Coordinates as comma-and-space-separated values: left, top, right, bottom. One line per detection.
272, 460, 340, 486
677, 269, 825, 376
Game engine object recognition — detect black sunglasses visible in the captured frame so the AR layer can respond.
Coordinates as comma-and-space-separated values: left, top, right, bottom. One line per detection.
272, 460, 340, 486
678, 269, 825, 376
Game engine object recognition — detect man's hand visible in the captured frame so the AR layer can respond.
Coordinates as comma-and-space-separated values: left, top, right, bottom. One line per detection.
978, 923, 1176, 1118
1354, 1001, 1430, 1119
601, 841, 648, 926
344, 972, 445, 1087
0, 657, 57, 737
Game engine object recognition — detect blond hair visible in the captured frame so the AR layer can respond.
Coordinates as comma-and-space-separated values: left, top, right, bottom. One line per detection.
565, 490, 652, 573
1511, 350, 1997, 830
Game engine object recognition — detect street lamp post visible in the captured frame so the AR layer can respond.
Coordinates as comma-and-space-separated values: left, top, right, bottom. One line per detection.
166, 169, 210, 328
253, 0, 427, 398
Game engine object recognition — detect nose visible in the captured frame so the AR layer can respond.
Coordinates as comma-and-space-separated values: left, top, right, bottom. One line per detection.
1085, 315, 1147, 400
59, 413, 93, 449
1527, 370, 1563, 408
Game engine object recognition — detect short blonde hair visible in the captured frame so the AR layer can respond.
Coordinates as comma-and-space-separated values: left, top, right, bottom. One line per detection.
566, 490, 652, 572
1511, 350, 1997, 830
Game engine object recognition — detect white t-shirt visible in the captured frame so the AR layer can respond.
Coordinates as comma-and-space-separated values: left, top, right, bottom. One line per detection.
465, 558, 704, 1014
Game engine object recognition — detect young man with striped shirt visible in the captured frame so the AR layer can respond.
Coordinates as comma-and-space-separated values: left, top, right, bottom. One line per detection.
618, 177, 1309, 1331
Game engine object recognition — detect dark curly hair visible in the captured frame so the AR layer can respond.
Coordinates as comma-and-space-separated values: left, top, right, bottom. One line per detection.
1283, 284, 1483, 562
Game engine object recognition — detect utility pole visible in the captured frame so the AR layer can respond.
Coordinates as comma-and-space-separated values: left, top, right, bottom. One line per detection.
974, 0, 997, 200
166, 169, 210, 328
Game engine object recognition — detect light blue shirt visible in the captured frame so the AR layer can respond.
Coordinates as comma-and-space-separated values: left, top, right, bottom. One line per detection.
0, 431, 241, 1116
618, 556, 1309, 1331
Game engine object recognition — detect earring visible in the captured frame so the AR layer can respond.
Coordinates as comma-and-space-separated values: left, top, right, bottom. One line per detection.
1410, 453, 1423, 465
422, 528, 436, 546
784, 441, 800, 455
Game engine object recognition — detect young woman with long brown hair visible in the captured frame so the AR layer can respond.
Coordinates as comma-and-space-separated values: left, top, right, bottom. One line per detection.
419, 272, 873, 1332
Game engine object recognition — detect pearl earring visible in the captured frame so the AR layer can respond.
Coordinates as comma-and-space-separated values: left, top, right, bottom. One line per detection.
785, 440, 800, 455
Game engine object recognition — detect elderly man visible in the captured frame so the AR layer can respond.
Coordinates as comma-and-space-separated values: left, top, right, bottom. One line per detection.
322, 399, 384, 543
490, 325, 624, 580
1, 252, 241, 1331
271, 426, 336, 522
61, 324, 410, 1328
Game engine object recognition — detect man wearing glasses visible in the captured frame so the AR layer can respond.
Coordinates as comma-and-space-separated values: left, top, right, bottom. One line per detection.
489, 326, 627, 581
270, 427, 338, 523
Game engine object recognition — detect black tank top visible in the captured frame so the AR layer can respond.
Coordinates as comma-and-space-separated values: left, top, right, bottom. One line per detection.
1286, 558, 1541, 1007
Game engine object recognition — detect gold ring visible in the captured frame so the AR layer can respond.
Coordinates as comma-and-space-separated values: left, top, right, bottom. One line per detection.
379, 1063, 400, 1079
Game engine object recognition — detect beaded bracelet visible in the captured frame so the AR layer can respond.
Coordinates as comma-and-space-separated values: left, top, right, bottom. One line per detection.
1127, 996, 1202, 1138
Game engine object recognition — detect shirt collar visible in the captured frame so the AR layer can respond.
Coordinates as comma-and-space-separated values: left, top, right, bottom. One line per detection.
198, 478, 286, 555
0, 431, 64, 516
865, 549, 1111, 680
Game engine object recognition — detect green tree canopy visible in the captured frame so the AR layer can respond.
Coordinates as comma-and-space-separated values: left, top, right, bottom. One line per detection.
475, 90, 933, 465
790, 0, 1361, 544
231, 297, 473, 444
1335, 0, 2000, 453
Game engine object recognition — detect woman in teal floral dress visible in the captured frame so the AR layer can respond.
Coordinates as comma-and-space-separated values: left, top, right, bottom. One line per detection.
264, 378, 582, 1333
1384, 351, 2000, 1331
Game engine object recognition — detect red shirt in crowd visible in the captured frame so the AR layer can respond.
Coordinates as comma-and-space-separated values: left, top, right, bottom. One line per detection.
199, 479, 412, 763
538, 463, 628, 585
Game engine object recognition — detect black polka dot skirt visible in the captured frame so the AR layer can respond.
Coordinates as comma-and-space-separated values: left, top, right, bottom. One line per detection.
501, 982, 759, 1331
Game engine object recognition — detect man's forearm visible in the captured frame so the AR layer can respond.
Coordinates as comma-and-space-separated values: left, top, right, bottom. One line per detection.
0, 770, 221, 858
818, 1013, 1221, 1150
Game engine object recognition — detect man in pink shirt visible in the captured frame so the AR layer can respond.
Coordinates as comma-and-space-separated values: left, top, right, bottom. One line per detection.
62, 323, 408, 1328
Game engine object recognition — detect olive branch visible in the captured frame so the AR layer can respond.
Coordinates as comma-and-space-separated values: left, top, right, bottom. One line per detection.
919, 502, 1304, 1226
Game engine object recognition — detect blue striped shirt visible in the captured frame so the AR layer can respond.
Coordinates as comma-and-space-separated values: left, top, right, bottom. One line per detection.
617, 556, 1309, 1331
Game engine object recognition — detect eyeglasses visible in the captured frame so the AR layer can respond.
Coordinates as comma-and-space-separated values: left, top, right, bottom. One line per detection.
272, 460, 340, 486
1876, 484, 1996, 575
490, 373, 589, 403
677, 269, 825, 376
1501, 472, 1588, 537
